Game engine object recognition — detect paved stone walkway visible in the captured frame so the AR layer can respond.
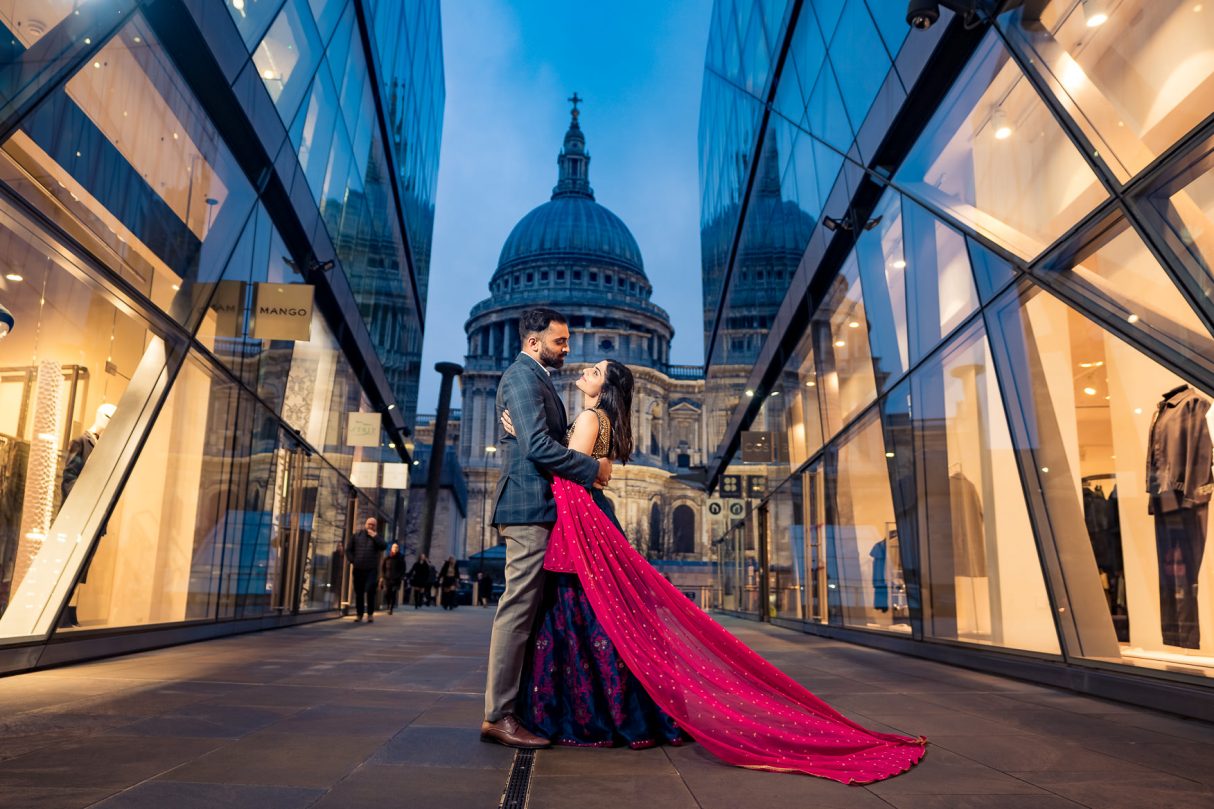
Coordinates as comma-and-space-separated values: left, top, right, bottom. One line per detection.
1, 607, 1212, 808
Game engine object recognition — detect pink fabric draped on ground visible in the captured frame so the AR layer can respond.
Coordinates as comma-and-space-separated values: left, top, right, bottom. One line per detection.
544, 477, 927, 784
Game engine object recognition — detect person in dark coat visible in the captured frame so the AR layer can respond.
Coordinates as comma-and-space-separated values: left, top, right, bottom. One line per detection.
408, 554, 432, 609
439, 556, 460, 610
476, 569, 493, 607
345, 517, 386, 622
381, 543, 407, 614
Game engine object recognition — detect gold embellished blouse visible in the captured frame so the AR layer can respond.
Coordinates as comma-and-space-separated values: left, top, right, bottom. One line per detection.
566, 408, 611, 460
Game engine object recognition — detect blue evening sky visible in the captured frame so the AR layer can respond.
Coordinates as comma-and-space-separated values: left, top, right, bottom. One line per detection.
416, 0, 712, 413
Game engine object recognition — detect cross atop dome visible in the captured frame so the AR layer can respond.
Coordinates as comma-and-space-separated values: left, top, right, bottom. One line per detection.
553, 95, 593, 199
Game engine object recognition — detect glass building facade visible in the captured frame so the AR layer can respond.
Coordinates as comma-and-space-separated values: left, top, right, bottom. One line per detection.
700, 0, 1214, 713
0, 0, 442, 671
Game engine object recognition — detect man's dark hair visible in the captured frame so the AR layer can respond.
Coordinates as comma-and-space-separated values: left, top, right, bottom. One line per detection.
518, 307, 568, 342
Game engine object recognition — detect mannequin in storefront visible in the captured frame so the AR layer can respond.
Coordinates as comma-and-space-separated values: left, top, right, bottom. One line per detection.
1146, 384, 1212, 650
58, 403, 115, 628
61, 403, 116, 500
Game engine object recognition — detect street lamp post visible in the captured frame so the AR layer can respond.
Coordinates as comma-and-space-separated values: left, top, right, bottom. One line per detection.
475, 445, 497, 603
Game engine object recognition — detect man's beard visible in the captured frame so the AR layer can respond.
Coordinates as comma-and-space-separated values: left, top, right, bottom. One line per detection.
539, 345, 565, 369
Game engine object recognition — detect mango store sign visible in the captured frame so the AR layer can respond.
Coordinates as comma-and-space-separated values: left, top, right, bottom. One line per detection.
251, 283, 313, 341
347, 412, 382, 447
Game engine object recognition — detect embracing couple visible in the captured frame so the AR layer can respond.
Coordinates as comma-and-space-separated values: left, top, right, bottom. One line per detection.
479, 307, 926, 784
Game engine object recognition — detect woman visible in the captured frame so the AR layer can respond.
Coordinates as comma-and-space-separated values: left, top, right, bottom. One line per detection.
439, 556, 460, 610
503, 359, 926, 784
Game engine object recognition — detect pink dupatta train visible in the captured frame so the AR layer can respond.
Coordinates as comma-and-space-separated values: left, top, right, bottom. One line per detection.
544, 477, 927, 785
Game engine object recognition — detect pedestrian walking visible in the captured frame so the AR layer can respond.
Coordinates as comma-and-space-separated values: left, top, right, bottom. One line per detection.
381, 542, 407, 614
345, 517, 386, 622
409, 554, 432, 609
439, 556, 460, 609
476, 569, 493, 607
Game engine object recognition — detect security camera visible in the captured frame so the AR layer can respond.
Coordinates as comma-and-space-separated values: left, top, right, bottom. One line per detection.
908, 0, 985, 30
908, 0, 940, 27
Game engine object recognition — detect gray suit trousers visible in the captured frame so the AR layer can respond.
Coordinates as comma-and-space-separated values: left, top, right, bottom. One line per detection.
484, 523, 550, 721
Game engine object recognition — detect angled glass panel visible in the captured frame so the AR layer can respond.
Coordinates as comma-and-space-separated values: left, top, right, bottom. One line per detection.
910, 324, 1060, 654
805, 57, 853, 153
828, 0, 891, 130
865, 0, 909, 61
226, 0, 286, 48
999, 0, 1214, 182
1, 14, 256, 337
815, 254, 878, 440
59, 356, 233, 632
903, 197, 980, 362
823, 410, 909, 634
784, 3, 827, 130
783, 322, 826, 467
769, 474, 807, 621
1153, 155, 1214, 309
1040, 219, 1214, 370
967, 237, 1017, 302
895, 31, 1107, 260
253, 0, 323, 122
992, 284, 1214, 677
854, 189, 909, 386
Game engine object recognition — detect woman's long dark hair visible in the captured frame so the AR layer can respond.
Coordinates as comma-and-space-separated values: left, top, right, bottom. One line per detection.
598, 359, 634, 463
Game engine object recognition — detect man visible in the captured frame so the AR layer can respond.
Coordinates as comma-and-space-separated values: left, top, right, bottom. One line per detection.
381, 542, 407, 614
481, 307, 611, 748
345, 516, 386, 622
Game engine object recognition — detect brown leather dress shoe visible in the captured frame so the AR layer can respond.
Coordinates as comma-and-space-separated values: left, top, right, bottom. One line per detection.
480, 715, 550, 749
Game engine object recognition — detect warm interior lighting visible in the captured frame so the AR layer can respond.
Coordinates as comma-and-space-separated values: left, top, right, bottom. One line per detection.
745, 389, 755, 397
1127, 313, 1140, 323
885, 451, 895, 458
847, 321, 860, 329
834, 339, 846, 347
992, 106, 1012, 140
891, 259, 906, 269
4, 273, 23, 282
806, 380, 816, 387
1083, 386, 1098, 396
261, 68, 276, 80
1082, 0, 1109, 27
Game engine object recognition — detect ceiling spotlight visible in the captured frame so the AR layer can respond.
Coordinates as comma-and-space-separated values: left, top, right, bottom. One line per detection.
4, 273, 23, 282
848, 321, 860, 329
1083, 386, 1097, 396
1082, 0, 1109, 27
745, 389, 755, 397
992, 106, 1012, 140
806, 380, 816, 387
834, 339, 846, 348
0, 301, 12, 339
891, 259, 907, 269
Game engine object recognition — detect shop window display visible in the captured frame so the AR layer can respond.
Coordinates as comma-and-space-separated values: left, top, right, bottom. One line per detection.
995, 285, 1214, 676
0, 211, 156, 638
909, 325, 1059, 654
896, 30, 1107, 260
1000, 0, 1214, 182
823, 411, 909, 634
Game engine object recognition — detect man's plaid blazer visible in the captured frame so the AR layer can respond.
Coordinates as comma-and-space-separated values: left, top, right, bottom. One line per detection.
491, 353, 600, 526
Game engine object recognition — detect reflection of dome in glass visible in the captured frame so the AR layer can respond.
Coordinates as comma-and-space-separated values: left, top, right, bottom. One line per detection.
497, 196, 644, 273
